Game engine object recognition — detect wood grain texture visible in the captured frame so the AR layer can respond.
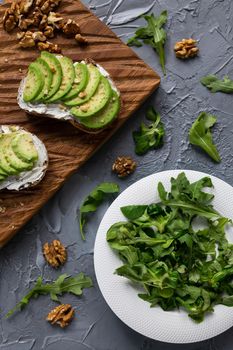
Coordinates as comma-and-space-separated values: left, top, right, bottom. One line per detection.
0, 0, 160, 247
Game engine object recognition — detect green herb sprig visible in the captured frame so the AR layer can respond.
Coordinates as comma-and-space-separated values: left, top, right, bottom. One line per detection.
6, 273, 93, 318
189, 112, 220, 163
127, 11, 167, 75
79, 182, 120, 240
107, 172, 233, 322
201, 75, 233, 93
133, 107, 165, 155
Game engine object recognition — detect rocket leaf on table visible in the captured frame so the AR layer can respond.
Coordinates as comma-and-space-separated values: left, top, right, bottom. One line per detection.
6, 273, 93, 318
201, 75, 233, 93
133, 107, 165, 155
127, 11, 168, 75
79, 182, 120, 240
189, 112, 221, 163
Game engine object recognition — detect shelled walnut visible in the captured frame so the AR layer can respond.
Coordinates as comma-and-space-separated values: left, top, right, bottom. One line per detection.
174, 38, 199, 59
2, 0, 87, 52
43, 239, 67, 267
112, 156, 137, 178
47, 304, 74, 328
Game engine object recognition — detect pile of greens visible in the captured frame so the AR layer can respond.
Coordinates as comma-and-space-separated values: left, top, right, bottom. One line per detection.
107, 172, 233, 322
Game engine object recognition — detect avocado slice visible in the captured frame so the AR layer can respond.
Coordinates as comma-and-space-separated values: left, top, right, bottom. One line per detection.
4, 134, 34, 172
23, 62, 44, 102
71, 76, 112, 119
0, 135, 19, 175
78, 90, 120, 130
0, 174, 6, 182
46, 56, 75, 103
62, 62, 89, 101
34, 58, 53, 102
11, 133, 38, 163
40, 51, 62, 101
64, 64, 101, 107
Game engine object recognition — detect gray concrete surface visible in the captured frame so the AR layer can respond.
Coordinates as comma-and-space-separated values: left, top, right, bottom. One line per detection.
1, 0, 233, 348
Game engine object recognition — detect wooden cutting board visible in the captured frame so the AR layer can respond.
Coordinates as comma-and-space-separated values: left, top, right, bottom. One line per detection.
0, 0, 160, 247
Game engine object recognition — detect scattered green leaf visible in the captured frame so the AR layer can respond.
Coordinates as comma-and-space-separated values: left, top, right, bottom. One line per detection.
79, 182, 120, 240
127, 11, 167, 75
106, 172, 233, 322
6, 273, 93, 318
201, 75, 233, 93
189, 112, 221, 163
133, 107, 165, 155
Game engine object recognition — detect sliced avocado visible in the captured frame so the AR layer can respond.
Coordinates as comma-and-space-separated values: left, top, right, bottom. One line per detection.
0, 135, 19, 175
46, 56, 75, 103
71, 76, 112, 119
0, 174, 6, 182
23, 62, 44, 102
0, 166, 8, 177
62, 63, 89, 101
64, 64, 101, 107
4, 134, 34, 172
78, 90, 120, 130
11, 133, 38, 163
40, 51, 62, 101
34, 57, 53, 102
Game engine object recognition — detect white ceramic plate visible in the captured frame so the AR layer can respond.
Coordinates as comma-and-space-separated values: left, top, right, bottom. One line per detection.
94, 170, 233, 343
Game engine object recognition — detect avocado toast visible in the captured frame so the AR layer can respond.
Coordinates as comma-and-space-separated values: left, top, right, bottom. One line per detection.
0, 126, 48, 191
18, 52, 121, 133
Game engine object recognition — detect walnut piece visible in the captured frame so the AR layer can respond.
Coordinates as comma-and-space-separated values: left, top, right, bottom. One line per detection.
19, 31, 35, 48
37, 41, 62, 53
19, 0, 34, 14
62, 19, 80, 37
18, 16, 34, 30
47, 304, 74, 328
112, 156, 137, 178
32, 7, 43, 27
3, 4, 18, 32
174, 38, 199, 59
43, 239, 67, 268
47, 11, 63, 28
32, 31, 47, 42
44, 25, 54, 38
75, 33, 88, 45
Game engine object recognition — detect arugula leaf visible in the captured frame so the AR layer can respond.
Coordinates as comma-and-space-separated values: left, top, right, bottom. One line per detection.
121, 205, 147, 220
201, 74, 233, 93
189, 112, 221, 163
106, 172, 233, 322
127, 11, 167, 74
6, 273, 93, 318
133, 107, 165, 155
79, 182, 120, 240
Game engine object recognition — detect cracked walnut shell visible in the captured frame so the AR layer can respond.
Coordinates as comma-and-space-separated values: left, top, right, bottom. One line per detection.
174, 38, 199, 59
43, 239, 67, 268
112, 156, 137, 178
47, 304, 74, 328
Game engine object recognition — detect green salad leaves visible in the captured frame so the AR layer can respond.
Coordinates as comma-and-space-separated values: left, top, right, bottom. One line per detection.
6, 273, 93, 317
201, 74, 233, 93
133, 107, 165, 155
79, 182, 120, 240
127, 11, 167, 75
189, 112, 221, 163
107, 172, 233, 322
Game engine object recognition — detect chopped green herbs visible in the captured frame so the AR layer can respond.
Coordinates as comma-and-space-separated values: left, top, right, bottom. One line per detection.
127, 11, 167, 75
201, 75, 233, 93
133, 107, 165, 156
79, 182, 120, 240
189, 112, 221, 163
6, 273, 93, 318
107, 172, 233, 322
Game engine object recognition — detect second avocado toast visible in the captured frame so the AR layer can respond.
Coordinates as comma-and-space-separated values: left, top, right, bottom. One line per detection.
18, 52, 121, 133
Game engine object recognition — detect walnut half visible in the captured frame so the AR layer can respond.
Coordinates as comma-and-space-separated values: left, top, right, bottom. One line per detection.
37, 40, 62, 53
47, 304, 74, 328
112, 156, 137, 178
174, 38, 199, 59
43, 239, 67, 267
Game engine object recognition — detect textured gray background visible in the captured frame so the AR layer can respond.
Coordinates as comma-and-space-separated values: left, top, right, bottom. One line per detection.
1, 0, 233, 348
